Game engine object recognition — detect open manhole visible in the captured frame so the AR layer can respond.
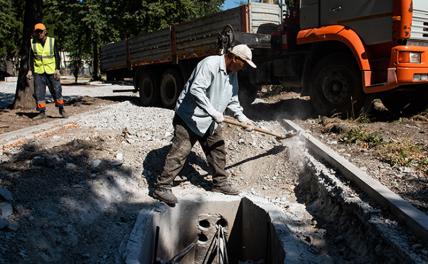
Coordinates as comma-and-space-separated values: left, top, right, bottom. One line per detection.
120, 193, 311, 264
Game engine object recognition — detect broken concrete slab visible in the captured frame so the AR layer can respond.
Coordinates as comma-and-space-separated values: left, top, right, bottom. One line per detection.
65, 163, 78, 170
90, 159, 102, 169
7, 221, 18, 231
0, 218, 8, 229
0, 202, 13, 218
0, 187, 13, 201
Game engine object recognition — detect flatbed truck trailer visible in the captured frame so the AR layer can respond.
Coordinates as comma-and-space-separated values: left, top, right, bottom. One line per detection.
101, 0, 428, 115
100, 2, 283, 108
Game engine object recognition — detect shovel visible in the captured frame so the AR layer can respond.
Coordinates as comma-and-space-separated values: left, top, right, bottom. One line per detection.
223, 117, 296, 140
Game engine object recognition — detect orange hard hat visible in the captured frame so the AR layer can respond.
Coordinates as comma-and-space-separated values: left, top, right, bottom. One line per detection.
34, 23, 46, 31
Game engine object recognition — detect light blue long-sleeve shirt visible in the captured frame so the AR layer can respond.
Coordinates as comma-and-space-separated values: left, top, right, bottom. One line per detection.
175, 55, 247, 136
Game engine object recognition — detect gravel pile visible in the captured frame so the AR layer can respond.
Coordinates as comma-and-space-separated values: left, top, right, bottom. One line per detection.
78, 101, 174, 133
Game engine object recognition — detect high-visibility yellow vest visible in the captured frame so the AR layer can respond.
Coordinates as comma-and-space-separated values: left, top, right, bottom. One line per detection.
31, 37, 56, 74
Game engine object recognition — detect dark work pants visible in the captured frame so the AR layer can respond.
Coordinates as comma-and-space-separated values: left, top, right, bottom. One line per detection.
156, 115, 228, 188
34, 73, 64, 112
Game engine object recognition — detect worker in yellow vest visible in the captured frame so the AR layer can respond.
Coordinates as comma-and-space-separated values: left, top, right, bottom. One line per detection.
26, 23, 66, 119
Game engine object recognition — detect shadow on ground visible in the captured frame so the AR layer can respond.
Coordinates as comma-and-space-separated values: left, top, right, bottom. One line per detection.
96, 95, 140, 106
15, 112, 39, 118
142, 145, 212, 193
0, 138, 152, 263
0, 92, 15, 109
244, 97, 317, 121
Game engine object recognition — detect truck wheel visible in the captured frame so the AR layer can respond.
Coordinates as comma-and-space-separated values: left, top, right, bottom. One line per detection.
137, 72, 159, 106
238, 72, 258, 107
160, 69, 183, 109
309, 53, 363, 117
106, 72, 114, 82
238, 88, 257, 107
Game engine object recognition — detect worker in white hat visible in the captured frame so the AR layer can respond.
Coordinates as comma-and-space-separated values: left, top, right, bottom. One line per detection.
228, 44, 257, 69
152, 44, 257, 206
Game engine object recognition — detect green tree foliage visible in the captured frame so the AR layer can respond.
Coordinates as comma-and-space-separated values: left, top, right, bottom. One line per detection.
42, 0, 224, 79
2, 0, 224, 79
109, 0, 224, 37
0, 0, 18, 58
0, 0, 24, 73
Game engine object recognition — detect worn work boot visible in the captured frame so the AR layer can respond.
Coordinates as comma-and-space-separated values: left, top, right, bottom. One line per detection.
32, 112, 46, 120
59, 108, 68, 118
152, 187, 178, 206
211, 183, 240, 195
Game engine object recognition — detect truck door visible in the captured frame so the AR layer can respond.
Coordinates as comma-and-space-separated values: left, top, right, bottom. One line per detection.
320, 0, 393, 45
300, 0, 320, 29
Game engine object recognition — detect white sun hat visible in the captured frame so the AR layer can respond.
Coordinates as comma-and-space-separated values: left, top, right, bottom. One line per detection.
229, 44, 257, 68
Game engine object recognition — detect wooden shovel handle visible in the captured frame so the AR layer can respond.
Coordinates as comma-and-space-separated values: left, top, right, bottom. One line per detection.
223, 117, 294, 139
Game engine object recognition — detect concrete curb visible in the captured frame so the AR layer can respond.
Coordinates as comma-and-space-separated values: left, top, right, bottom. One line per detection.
280, 119, 428, 244
301, 154, 426, 262
0, 104, 114, 152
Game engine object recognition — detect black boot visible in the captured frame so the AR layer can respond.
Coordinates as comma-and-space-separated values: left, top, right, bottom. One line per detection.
59, 108, 68, 118
32, 111, 46, 120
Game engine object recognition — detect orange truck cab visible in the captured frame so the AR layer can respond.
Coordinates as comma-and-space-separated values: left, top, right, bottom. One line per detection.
100, 0, 427, 116
264, 0, 428, 116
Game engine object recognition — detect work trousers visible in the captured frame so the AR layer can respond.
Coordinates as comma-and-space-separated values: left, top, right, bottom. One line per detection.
156, 115, 228, 188
34, 73, 64, 112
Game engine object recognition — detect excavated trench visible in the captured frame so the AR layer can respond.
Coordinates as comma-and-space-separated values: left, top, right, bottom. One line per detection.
121, 195, 288, 263
295, 155, 427, 264
120, 154, 426, 264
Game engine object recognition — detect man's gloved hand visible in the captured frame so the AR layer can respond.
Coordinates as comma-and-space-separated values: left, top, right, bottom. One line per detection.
54, 70, 61, 81
26, 70, 33, 80
212, 111, 224, 123
237, 115, 256, 131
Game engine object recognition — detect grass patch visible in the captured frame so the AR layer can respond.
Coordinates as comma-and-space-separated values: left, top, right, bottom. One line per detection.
356, 114, 371, 124
339, 128, 384, 148
378, 142, 427, 169
339, 127, 427, 175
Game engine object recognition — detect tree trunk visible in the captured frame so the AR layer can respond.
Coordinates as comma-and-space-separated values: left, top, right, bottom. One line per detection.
12, 0, 43, 109
92, 40, 100, 81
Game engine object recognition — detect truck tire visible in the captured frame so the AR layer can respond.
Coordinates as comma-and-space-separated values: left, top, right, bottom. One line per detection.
381, 90, 428, 116
160, 69, 183, 109
309, 52, 363, 117
137, 71, 160, 106
238, 88, 257, 107
238, 72, 258, 107
106, 72, 114, 82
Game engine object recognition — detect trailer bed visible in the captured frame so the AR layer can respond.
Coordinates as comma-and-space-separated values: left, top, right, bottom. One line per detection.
100, 3, 282, 73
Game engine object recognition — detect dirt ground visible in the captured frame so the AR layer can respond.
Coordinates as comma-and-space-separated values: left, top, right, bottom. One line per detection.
0, 96, 116, 134
0, 102, 314, 263
0, 84, 427, 262
246, 88, 428, 213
